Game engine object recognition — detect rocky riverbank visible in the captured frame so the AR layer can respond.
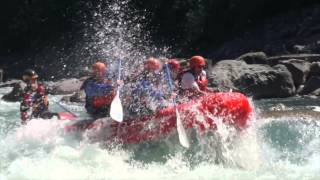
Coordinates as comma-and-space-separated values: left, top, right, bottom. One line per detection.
1, 51, 319, 103
207, 52, 320, 99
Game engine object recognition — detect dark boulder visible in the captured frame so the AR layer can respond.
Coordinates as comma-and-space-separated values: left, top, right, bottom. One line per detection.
61, 91, 86, 103
208, 60, 296, 99
237, 52, 268, 65
298, 76, 320, 96
1, 81, 26, 102
309, 62, 320, 77
268, 54, 320, 65
49, 78, 84, 95
279, 59, 311, 88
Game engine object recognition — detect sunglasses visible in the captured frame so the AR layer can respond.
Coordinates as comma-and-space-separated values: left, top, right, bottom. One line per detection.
22, 75, 38, 82
24, 78, 37, 84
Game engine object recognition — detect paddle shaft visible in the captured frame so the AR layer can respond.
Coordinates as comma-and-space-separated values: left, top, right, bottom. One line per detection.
164, 63, 190, 148
109, 59, 124, 122
117, 60, 122, 81
56, 101, 78, 118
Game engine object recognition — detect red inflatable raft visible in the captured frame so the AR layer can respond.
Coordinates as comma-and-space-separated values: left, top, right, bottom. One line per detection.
66, 92, 253, 144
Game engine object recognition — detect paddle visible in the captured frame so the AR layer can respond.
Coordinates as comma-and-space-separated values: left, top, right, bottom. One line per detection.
164, 63, 190, 148
110, 59, 123, 122
55, 101, 78, 118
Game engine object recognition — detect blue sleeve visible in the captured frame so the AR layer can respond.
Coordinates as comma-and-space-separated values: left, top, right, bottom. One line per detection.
84, 81, 113, 97
133, 80, 148, 96
133, 80, 165, 101
150, 91, 165, 101
140, 80, 165, 100
163, 67, 175, 90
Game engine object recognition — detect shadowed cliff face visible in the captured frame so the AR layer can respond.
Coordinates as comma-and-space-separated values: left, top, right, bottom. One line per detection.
133, 0, 319, 52
210, 4, 320, 59
0, 0, 319, 80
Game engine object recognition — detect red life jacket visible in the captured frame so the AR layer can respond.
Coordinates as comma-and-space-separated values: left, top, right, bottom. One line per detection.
20, 84, 49, 123
20, 93, 33, 122
92, 91, 115, 108
21, 112, 28, 124
23, 93, 33, 104
196, 72, 208, 91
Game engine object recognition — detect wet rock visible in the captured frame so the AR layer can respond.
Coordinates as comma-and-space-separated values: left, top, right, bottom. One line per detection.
49, 78, 84, 95
1, 77, 86, 102
298, 76, 320, 96
292, 45, 308, 53
237, 52, 268, 64
207, 60, 244, 92
309, 62, 320, 77
268, 54, 320, 65
61, 91, 86, 103
0, 79, 21, 88
70, 91, 86, 103
279, 59, 311, 88
269, 103, 292, 111
208, 60, 295, 99
310, 89, 320, 96
1, 81, 26, 102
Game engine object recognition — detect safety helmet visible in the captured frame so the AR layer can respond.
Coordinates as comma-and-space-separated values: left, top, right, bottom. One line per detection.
92, 62, 106, 76
189, 55, 206, 68
22, 69, 38, 82
145, 57, 162, 72
168, 59, 181, 71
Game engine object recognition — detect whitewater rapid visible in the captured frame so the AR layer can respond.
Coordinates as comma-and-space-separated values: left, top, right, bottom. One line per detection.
0, 87, 320, 180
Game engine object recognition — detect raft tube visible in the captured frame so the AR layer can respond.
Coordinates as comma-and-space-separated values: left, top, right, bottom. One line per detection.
66, 92, 253, 144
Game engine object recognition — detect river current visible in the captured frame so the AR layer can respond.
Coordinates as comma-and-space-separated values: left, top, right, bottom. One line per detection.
0, 87, 320, 180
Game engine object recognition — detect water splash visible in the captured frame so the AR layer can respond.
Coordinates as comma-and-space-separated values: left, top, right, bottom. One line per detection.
80, 0, 172, 74
2, 1, 320, 179
1, 82, 320, 180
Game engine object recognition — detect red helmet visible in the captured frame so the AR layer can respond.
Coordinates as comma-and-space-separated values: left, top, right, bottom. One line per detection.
168, 59, 181, 71
92, 62, 106, 76
189, 55, 206, 68
145, 57, 162, 71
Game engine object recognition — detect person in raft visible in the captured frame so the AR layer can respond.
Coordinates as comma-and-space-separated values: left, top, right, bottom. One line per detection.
80, 61, 117, 119
178, 55, 209, 98
166, 59, 181, 82
160, 58, 181, 100
129, 57, 170, 116
20, 69, 59, 124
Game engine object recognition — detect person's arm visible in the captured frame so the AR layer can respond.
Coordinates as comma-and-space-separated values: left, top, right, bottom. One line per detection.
34, 94, 49, 110
101, 81, 115, 95
181, 73, 200, 91
80, 78, 89, 90
20, 93, 32, 123
20, 102, 29, 123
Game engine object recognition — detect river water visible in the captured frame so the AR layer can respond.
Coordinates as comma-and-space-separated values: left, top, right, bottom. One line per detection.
0, 87, 319, 180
